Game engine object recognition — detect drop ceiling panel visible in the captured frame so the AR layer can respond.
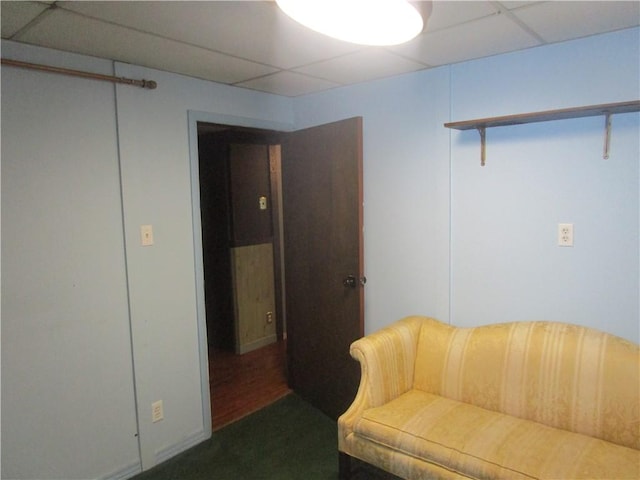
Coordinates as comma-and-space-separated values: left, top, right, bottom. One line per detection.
497, 1, 545, 10
511, 1, 640, 43
294, 49, 428, 85
1, 1, 50, 37
15, 8, 278, 84
236, 70, 340, 97
424, 1, 498, 32
392, 13, 541, 66
2, 0, 638, 97
60, 1, 362, 69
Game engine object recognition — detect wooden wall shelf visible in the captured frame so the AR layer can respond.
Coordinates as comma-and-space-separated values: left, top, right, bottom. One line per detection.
444, 100, 640, 165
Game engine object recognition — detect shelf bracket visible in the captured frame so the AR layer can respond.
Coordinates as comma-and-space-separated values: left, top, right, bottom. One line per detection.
603, 113, 612, 159
477, 126, 486, 166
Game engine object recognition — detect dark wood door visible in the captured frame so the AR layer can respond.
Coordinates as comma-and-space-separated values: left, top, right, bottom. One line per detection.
282, 117, 365, 420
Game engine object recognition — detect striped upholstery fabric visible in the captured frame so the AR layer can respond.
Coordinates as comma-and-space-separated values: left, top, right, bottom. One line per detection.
338, 316, 640, 480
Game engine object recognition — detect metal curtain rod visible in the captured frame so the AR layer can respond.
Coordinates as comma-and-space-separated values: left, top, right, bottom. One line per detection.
1, 58, 157, 89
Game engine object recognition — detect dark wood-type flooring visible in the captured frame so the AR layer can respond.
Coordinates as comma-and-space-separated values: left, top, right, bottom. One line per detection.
209, 339, 292, 430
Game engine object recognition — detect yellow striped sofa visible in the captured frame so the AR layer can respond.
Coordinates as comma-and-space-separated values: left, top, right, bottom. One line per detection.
338, 316, 640, 479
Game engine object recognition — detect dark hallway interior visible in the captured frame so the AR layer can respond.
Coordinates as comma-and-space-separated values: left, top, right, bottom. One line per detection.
197, 124, 289, 430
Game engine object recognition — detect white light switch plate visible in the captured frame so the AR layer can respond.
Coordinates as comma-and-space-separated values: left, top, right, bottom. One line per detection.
141, 224, 154, 246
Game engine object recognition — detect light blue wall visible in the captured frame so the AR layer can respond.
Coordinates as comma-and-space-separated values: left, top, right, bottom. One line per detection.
1, 43, 141, 479
111, 63, 293, 469
1, 25, 638, 480
294, 69, 453, 334
294, 27, 639, 342
1, 40, 293, 479
449, 27, 639, 341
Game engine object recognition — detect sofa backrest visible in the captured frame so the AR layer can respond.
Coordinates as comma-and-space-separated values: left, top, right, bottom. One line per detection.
413, 318, 640, 450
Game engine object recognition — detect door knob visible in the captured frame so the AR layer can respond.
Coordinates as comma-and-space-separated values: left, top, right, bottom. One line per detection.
343, 275, 366, 288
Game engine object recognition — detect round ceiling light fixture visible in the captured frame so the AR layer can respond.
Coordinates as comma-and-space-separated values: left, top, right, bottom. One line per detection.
276, 0, 425, 46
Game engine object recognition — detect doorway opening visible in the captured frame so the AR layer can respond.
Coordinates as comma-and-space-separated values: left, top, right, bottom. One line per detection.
196, 122, 290, 430
191, 114, 364, 427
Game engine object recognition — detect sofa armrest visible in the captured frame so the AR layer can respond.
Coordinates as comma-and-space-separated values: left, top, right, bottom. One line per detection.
338, 316, 424, 447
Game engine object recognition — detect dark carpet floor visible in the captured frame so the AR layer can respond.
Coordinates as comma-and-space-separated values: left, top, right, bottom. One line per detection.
132, 394, 400, 480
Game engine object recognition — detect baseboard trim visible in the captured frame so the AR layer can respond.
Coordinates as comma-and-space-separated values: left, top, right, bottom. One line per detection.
237, 334, 277, 355
100, 460, 142, 480
155, 429, 209, 466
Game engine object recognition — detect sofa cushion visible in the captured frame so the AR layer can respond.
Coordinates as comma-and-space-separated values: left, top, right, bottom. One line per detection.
413, 320, 640, 450
354, 389, 640, 480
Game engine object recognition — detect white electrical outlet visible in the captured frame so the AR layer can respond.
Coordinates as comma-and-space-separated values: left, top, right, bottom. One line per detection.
152, 400, 164, 423
558, 223, 574, 247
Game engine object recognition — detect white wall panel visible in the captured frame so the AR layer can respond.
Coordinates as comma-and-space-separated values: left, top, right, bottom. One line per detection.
1, 43, 141, 479
112, 63, 293, 468
449, 28, 639, 342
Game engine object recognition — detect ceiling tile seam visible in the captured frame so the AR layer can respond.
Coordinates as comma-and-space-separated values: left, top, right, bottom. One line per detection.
283, 48, 371, 70
236, 52, 434, 90
235, 61, 438, 98
290, 62, 432, 86
8, 1, 58, 41
381, 48, 435, 69
229, 70, 287, 87
264, 46, 434, 76
489, 1, 547, 44
222, 83, 293, 97
230, 68, 344, 88
283, 82, 355, 98
53, 4, 285, 72
420, 7, 503, 35
228, 47, 397, 87
232, 79, 336, 98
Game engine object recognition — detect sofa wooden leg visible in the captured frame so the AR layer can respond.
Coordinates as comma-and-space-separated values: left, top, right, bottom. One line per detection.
339, 451, 352, 480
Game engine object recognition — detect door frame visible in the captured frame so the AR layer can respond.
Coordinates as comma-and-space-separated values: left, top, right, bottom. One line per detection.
187, 110, 294, 437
